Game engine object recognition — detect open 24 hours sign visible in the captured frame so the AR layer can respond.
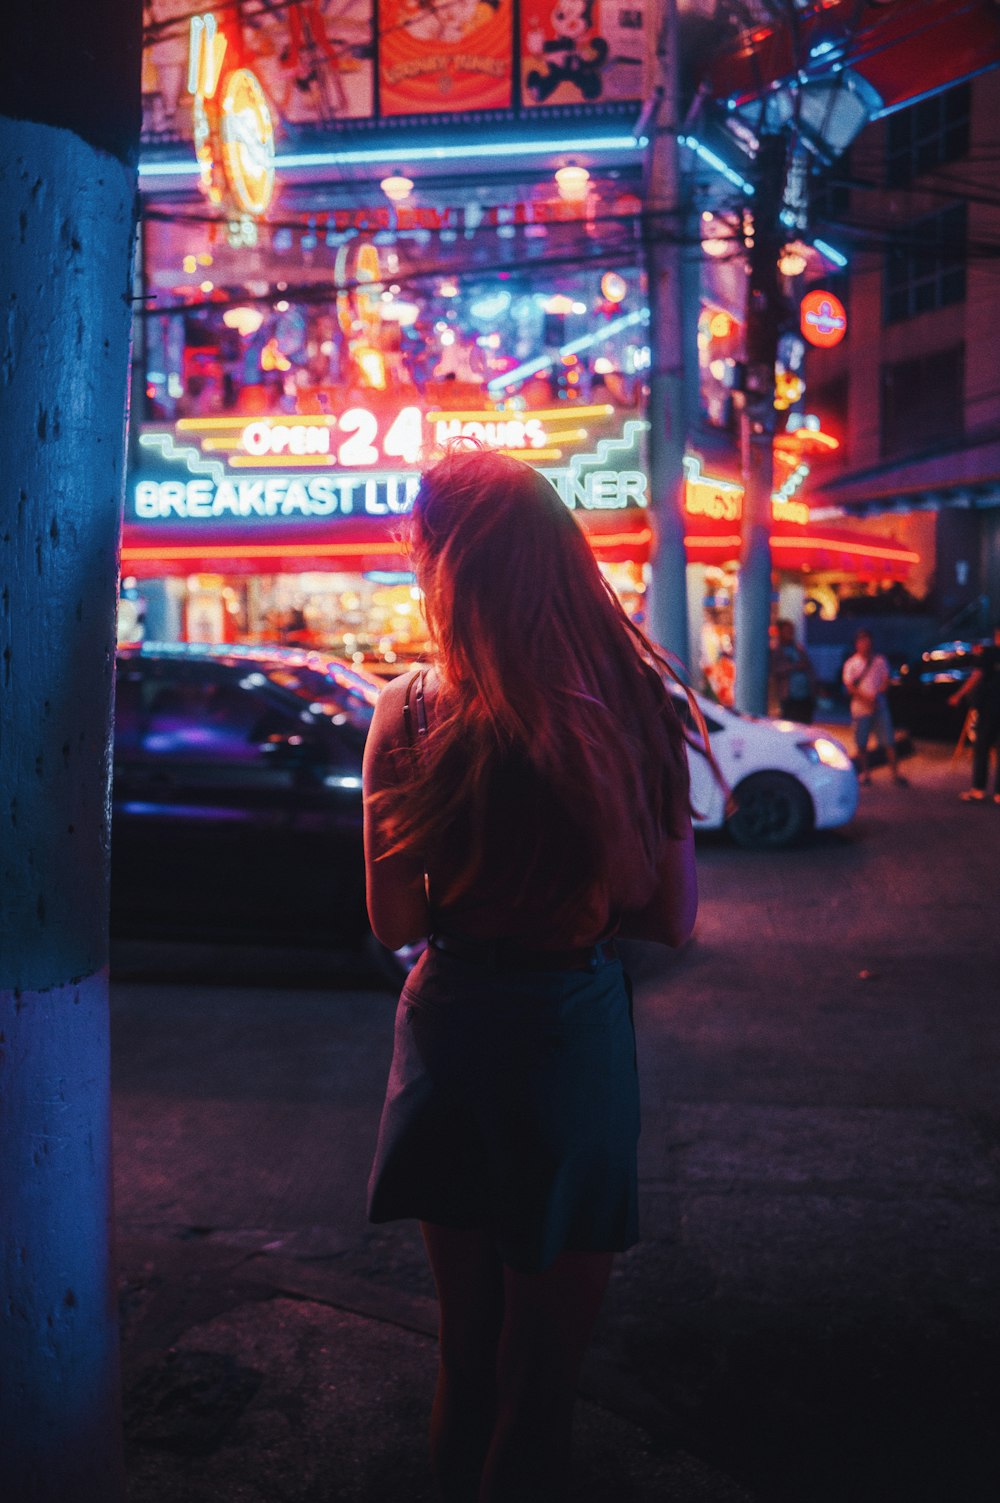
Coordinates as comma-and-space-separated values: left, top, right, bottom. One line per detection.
129, 401, 650, 524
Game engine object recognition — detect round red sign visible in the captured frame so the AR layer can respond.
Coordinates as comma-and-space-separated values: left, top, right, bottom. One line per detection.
800, 290, 847, 348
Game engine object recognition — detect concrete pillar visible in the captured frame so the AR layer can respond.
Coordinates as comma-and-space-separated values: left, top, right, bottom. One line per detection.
140, 576, 186, 643
686, 562, 709, 690
0, 6, 140, 1499
734, 135, 785, 715
644, 0, 690, 669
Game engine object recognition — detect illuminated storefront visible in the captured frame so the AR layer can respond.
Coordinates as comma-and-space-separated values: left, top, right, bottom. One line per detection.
123, 384, 654, 663
680, 456, 920, 701
127, 169, 653, 657
129, 3, 664, 663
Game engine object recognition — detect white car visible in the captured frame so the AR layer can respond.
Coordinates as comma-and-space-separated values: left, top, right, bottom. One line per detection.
673, 690, 859, 849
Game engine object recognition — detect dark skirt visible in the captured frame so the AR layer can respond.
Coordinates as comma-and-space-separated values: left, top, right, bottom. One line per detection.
367, 944, 640, 1272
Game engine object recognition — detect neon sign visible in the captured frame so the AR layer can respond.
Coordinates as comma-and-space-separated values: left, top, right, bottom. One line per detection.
682, 456, 810, 528
132, 467, 647, 522
134, 474, 420, 521
776, 413, 840, 455
800, 291, 847, 349
231, 412, 549, 462
219, 69, 275, 217
172, 402, 619, 470
130, 409, 651, 522
189, 15, 275, 218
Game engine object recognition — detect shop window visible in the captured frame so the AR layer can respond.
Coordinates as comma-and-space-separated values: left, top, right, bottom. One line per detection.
139, 181, 648, 427
886, 83, 970, 188
880, 345, 964, 460
883, 204, 966, 324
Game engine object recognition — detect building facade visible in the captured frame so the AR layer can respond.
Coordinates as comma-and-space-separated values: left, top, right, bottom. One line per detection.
130, 3, 970, 687
807, 67, 1000, 633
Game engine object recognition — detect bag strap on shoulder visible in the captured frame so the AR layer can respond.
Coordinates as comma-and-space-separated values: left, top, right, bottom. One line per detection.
402, 668, 428, 748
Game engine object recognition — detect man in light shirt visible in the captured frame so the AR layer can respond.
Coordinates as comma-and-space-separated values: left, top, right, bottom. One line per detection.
843, 629, 907, 786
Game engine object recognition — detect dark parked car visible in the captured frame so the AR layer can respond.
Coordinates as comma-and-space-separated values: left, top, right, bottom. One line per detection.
888, 638, 989, 741
112, 643, 387, 958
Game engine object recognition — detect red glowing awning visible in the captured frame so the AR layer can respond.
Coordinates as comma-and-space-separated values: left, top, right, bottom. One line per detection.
121, 509, 916, 583
678, 521, 918, 580
120, 509, 656, 579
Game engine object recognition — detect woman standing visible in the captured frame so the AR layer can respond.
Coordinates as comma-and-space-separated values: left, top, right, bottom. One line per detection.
363, 450, 699, 1503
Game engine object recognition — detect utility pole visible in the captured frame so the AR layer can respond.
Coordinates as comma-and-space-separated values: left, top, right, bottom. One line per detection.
734, 133, 785, 714
644, 0, 690, 670
0, 5, 141, 1500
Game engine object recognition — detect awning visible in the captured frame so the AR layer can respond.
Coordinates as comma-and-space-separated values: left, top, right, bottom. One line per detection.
677, 461, 919, 579
808, 432, 1000, 514
675, 515, 918, 580
120, 508, 656, 578
121, 504, 918, 582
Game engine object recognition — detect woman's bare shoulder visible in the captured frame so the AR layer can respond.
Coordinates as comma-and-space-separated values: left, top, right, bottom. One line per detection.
368, 665, 438, 743
376, 669, 417, 710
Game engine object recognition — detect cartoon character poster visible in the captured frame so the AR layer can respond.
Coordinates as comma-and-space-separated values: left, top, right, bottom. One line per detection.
521, 0, 647, 107
379, 0, 514, 115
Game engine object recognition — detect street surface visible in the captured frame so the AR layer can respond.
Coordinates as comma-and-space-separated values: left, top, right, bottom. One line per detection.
111, 741, 1000, 1503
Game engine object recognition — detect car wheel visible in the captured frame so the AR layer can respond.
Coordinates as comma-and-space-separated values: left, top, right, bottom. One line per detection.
727, 772, 814, 850
365, 932, 427, 988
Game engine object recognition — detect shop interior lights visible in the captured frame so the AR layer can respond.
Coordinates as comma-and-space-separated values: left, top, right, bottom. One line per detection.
600, 271, 627, 304
778, 242, 809, 277
554, 165, 590, 203
380, 174, 414, 203
700, 215, 734, 258
222, 306, 265, 336
140, 134, 649, 179
487, 309, 649, 394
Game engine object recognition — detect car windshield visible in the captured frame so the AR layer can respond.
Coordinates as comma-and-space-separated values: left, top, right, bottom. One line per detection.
669, 690, 723, 736
259, 664, 378, 732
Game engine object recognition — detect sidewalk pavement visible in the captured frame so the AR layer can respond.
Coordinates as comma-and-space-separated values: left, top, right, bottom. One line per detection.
117, 1231, 754, 1503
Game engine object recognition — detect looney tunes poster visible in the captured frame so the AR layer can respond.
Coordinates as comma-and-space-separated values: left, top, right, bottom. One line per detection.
380, 0, 514, 116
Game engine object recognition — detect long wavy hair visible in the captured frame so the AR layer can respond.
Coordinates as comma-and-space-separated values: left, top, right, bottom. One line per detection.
379, 448, 702, 937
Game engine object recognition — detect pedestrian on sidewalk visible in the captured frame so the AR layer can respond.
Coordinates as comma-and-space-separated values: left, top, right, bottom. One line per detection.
843, 629, 907, 786
770, 618, 817, 724
363, 448, 707, 1503
949, 623, 1000, 803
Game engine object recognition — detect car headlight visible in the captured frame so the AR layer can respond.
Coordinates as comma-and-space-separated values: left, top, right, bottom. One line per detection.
797, 736, 853, 771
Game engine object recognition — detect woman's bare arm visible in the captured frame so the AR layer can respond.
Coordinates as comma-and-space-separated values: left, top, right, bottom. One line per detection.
363, 677, 431, 950
617, 821, 698, 947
